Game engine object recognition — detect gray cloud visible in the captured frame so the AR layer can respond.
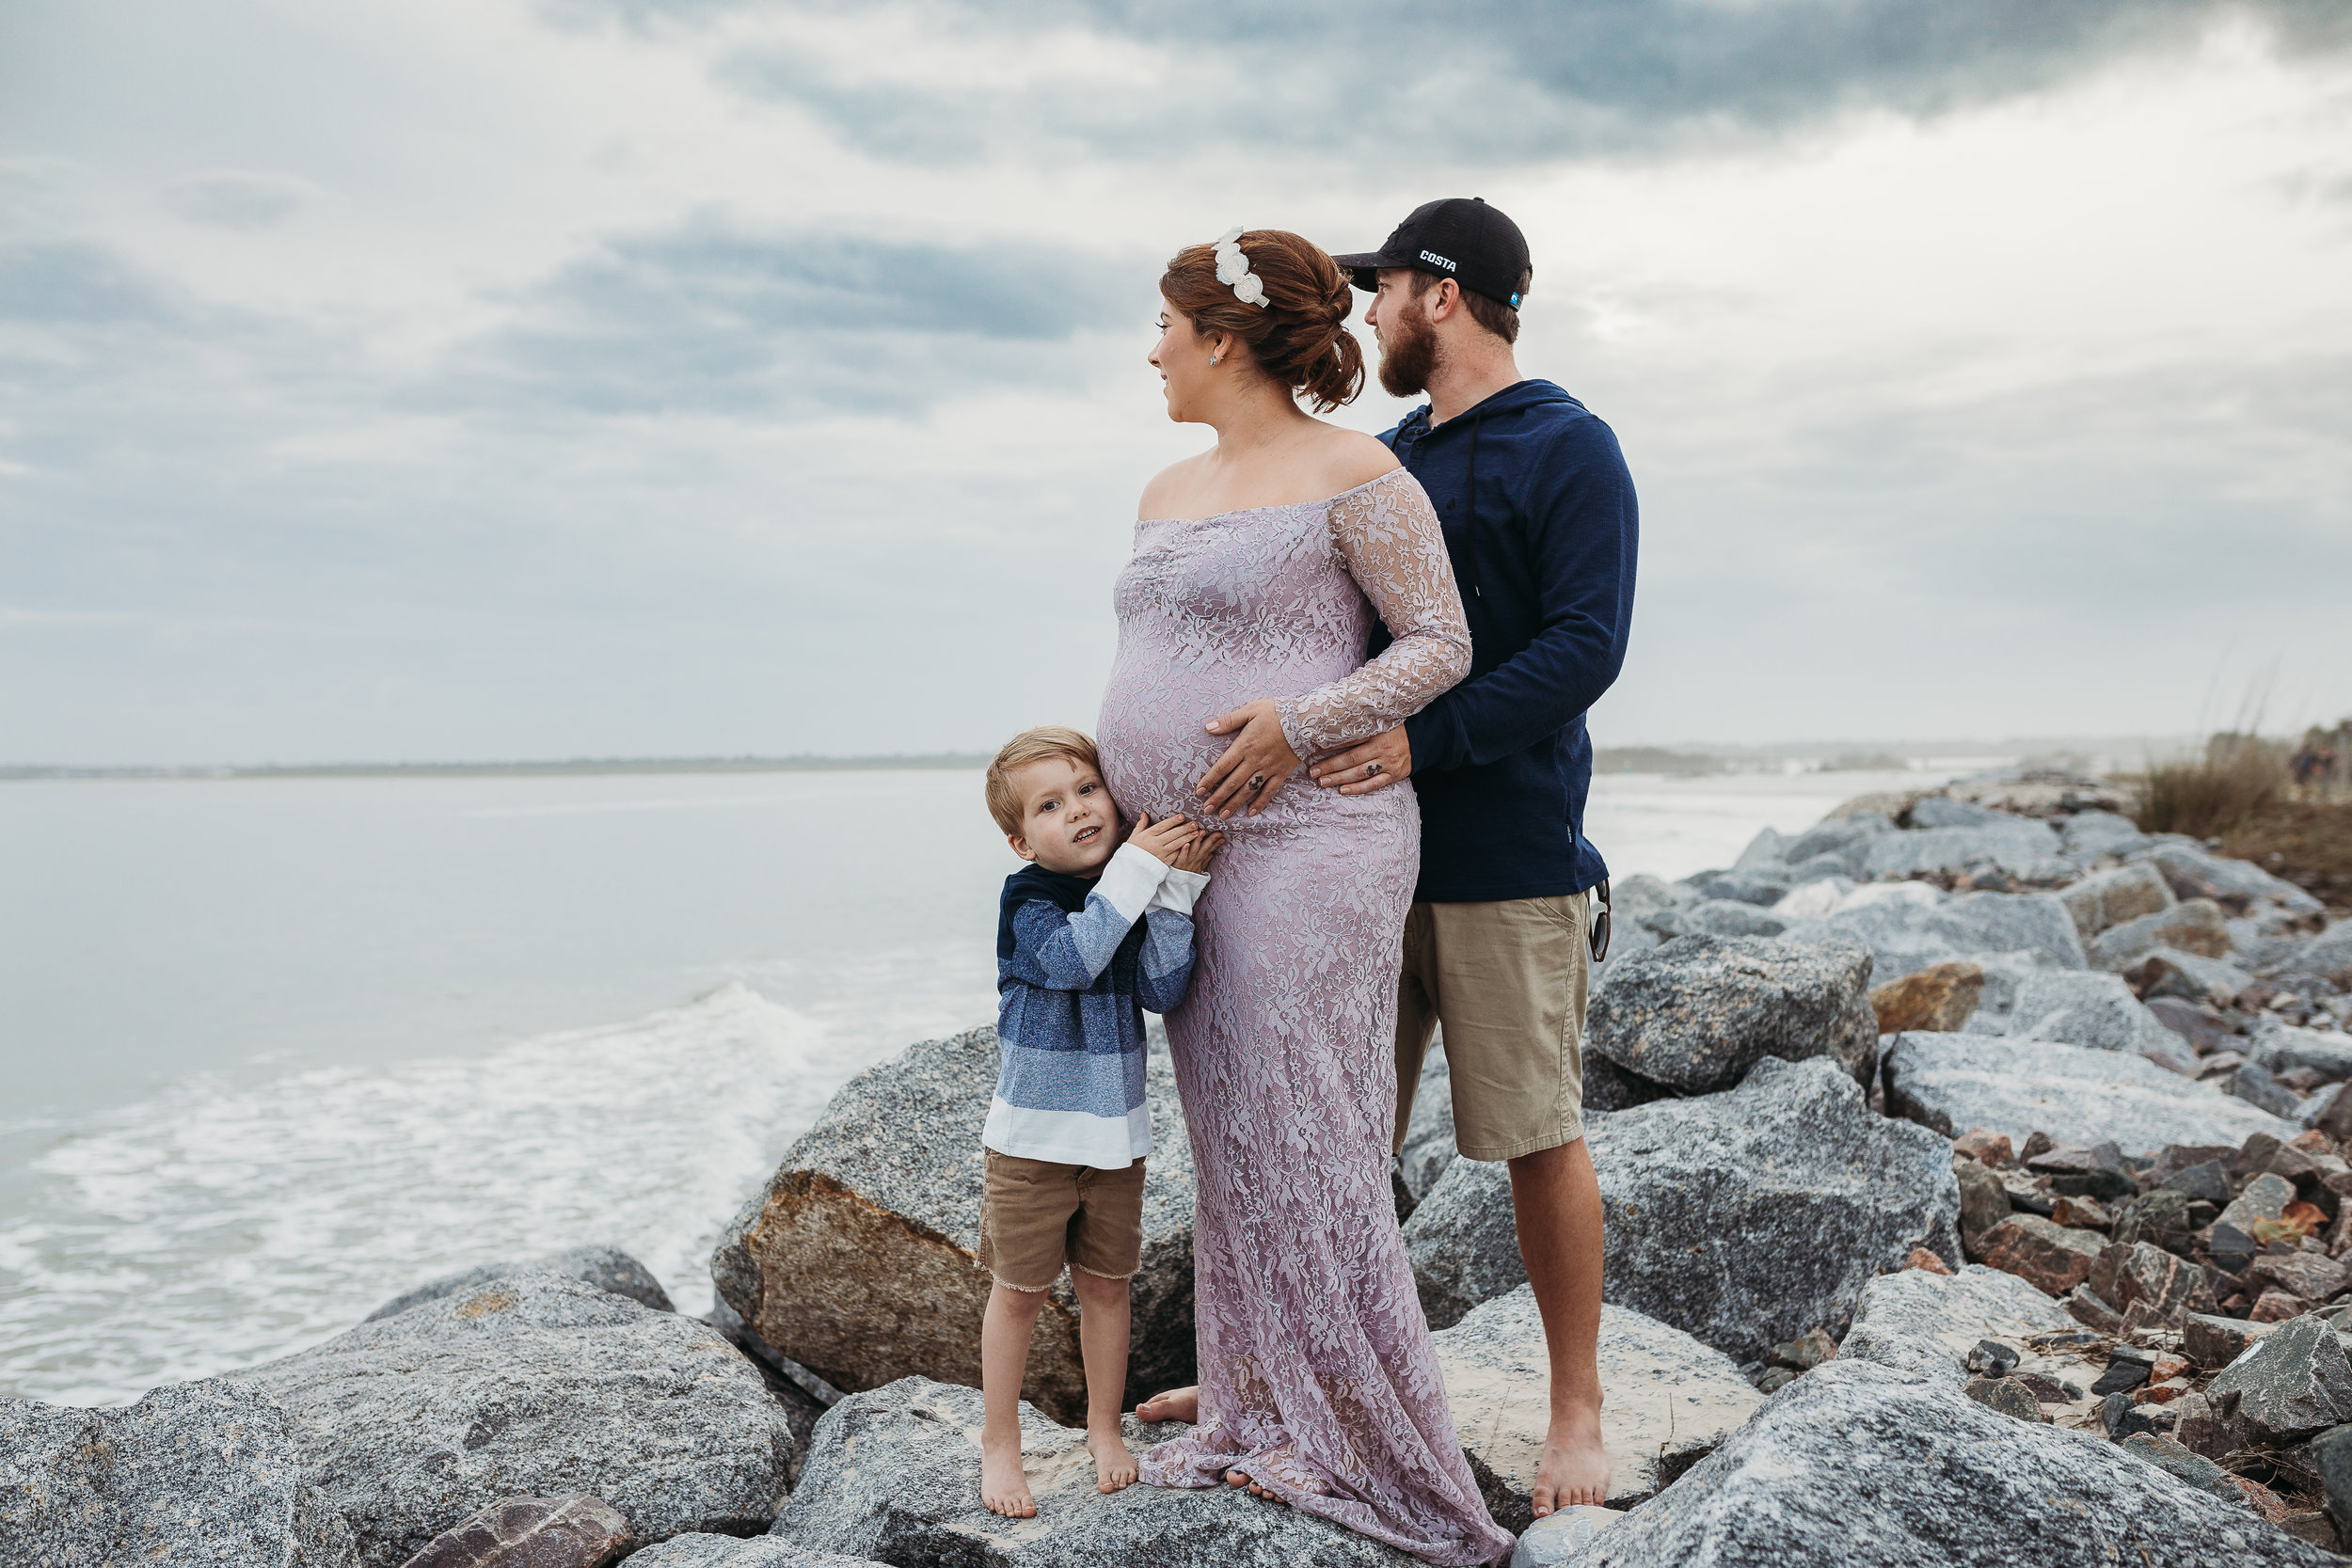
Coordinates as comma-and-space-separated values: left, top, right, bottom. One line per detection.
0, 242, 181, 325
706, 0, 2352, 166
421, 217, 1150, 417
163, 171, 313, 229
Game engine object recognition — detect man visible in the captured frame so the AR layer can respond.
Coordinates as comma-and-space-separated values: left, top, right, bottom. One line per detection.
1319, 197, 1636, 1517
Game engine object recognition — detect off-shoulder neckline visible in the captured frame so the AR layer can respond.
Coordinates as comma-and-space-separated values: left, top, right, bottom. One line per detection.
1135, 466, 1406, 527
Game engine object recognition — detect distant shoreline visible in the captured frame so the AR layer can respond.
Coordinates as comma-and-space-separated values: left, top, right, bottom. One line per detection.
0, 753, 995, 782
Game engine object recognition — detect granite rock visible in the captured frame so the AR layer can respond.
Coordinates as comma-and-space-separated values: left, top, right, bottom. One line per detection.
2059, 863, 2175, 940
1882, 1032, 2296, 1156
2091, 899, 2234, 970
1973, 1216, 2106, 1296
2280, 923, 2352, 989
1432, 1287, 1761, 1529
772, 1377, 1421, 1566
1679, 867, 1794, 908
1396, 1044, 1457, 1205
2206, 1313, 2352, 1446
1857, 819, 2066, 885
1837, 1263, 2074, 1386
628, 1537, 885, 1567
1869, 961, 1984, 1034
1780, 813, 1895, 869
0, 1377, 359, 1568
2123, 948, 2254, 1009
2061, 810, 2151, 861
1954, 1158, 2011, 1253
1585, 934, 1879, 1094
397, 1495, 631, 1568
367, 1244, 675, 1323
710, 1026, 1196, 1422
1556, 1358, 2334, 1567
1778, 891, 2084, 986
2143, 843, 2329, 924
246, 1273, 790, 1566
1406, 1057, 1959, 1363
1509, 1507, 1622, 1567
1581, 1052, 1676, 1114
2250, 1021, 2352, 1085
2008, 969, 2200, 1074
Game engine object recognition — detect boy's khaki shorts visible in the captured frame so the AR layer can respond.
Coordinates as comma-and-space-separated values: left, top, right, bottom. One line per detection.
1394, 891, 1590, 1163
977, 1150, 1147, 1292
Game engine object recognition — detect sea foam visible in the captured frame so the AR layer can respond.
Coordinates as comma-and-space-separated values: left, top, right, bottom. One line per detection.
0, 983, 851, 1407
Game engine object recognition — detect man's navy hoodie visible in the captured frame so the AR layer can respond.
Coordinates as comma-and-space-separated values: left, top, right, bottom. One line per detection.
1371, 379, 1636, 904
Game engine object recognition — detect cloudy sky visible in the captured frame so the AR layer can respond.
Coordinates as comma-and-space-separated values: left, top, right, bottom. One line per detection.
4, 0, 2349, 765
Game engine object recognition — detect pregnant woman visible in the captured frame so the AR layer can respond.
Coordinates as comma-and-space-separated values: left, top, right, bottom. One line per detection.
1099, 229, 1515, 1567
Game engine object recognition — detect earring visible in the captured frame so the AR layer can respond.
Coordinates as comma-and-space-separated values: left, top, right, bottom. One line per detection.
1210, 354, 1220, 365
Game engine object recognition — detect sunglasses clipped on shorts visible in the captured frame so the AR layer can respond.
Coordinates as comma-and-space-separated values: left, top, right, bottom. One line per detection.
1587, 879, 1611, 964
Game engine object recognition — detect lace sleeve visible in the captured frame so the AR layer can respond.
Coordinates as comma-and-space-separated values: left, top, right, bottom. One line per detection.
1276, 467, 1471, 758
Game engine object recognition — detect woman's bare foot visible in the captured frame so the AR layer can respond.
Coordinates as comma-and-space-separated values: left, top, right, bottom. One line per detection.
1089, 1428, 1139, 1493
1529, 1402, 1612, 1516
1225, 1466, 1282, 1502
1134, 1386, 1199, 1424
980, 1431, 1036, 1518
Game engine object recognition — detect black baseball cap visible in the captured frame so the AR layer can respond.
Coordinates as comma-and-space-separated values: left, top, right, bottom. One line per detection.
1332, 198, 1531, 309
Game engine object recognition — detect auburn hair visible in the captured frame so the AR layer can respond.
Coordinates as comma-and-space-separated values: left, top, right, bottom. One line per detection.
985, 725, 1103, 836
1160, 230, 1364, 412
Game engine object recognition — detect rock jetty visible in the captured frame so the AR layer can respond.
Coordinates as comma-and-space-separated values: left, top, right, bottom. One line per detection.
6, 766, 2350, 1566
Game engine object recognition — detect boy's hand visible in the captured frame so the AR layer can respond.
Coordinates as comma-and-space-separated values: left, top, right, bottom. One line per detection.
1167, 829, 1225, 876
1126, 813, 1200, 868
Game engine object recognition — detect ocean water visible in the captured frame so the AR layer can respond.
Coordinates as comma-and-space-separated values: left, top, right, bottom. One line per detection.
0, 765, 1938, 1407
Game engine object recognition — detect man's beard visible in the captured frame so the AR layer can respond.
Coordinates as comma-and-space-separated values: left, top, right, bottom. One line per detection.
1376, 306, 1438, 399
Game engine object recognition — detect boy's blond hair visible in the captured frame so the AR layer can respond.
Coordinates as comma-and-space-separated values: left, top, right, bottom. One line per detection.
986, 726, 1103, 837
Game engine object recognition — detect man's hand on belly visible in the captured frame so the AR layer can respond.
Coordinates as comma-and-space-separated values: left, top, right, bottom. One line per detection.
1309, 727, 1412, 796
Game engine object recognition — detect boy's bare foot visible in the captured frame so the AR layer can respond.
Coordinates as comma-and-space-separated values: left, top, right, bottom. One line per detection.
1529, 1402, 1612, 1516
1134, 1386, 1198, 1423
1089, 1428, 1139, 1493
980, 1432, 1036, 1518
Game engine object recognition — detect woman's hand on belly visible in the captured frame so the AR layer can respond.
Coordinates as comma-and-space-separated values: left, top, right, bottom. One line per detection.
1197, 699, 1302, 818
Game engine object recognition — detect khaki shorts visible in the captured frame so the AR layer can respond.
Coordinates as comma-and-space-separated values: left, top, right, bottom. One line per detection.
1394, 892, 1590, 1163
977, 1150, 1147, 1292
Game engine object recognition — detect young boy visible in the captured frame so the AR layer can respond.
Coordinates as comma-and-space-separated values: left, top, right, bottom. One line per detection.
977, 726, 1221, 1519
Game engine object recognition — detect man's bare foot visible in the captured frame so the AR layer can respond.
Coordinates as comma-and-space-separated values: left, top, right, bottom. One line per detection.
1089, 1428, 1138, 1493
1134, 1386, 1199, 1423
1529, 1402, 1612, 1516
980, 1431, 1036, 1518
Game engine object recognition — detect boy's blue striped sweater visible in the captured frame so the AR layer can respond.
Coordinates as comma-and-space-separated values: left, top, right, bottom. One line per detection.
986, 843, 1204, 1169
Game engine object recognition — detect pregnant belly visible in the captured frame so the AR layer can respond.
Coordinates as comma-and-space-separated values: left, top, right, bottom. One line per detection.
1096, 646, 1383, 837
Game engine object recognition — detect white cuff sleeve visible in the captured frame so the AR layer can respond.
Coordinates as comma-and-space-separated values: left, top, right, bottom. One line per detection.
1090, 842, 1168, 925
1149, 866, 1209, 916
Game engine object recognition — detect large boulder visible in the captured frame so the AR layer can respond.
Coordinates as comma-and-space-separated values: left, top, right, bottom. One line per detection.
1397, 1045, 1457, 1205
1557, 1358, 2334, 1567
1585, 934, 1878, 1094
1882, 1032, 2297, 1157
0, 1378, 359, 1567
2206, 1314, 2352, 1448
1837, 1264, 2074, 1386
1406, 1057, 1959, 1363
771, 1377, 1420, 1566
710, 1026, 1196, 1423
2061, 810, 2152, 862
1869, 961, 1984, 1035
2249, 1021, 2352, 1085
1857, 819, 2066, 885
2090, 899, 2234, 971
2142, 843, 2328, 926
1432, 1286, 1762, 1529
367, 1244, 675, 1322
246, 1272, 790, 1566
1779, 891, 2085, 985
2279, 924, 2352, 990
2001, 970, 2200, 1074
2058, 862, 2174, 941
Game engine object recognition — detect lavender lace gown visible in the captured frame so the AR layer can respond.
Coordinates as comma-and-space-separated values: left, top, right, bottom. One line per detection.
1099, 467, 1514, 1567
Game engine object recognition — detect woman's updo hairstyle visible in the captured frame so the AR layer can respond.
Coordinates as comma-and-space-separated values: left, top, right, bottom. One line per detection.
1161, 230, 1364, 413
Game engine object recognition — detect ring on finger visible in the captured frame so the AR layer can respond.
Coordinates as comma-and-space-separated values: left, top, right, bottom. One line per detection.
1364, 761, 1383, 777
1248, 774, 1266, 792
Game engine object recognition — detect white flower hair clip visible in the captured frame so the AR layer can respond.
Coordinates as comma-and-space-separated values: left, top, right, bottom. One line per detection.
1213, 226, 1267, 308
